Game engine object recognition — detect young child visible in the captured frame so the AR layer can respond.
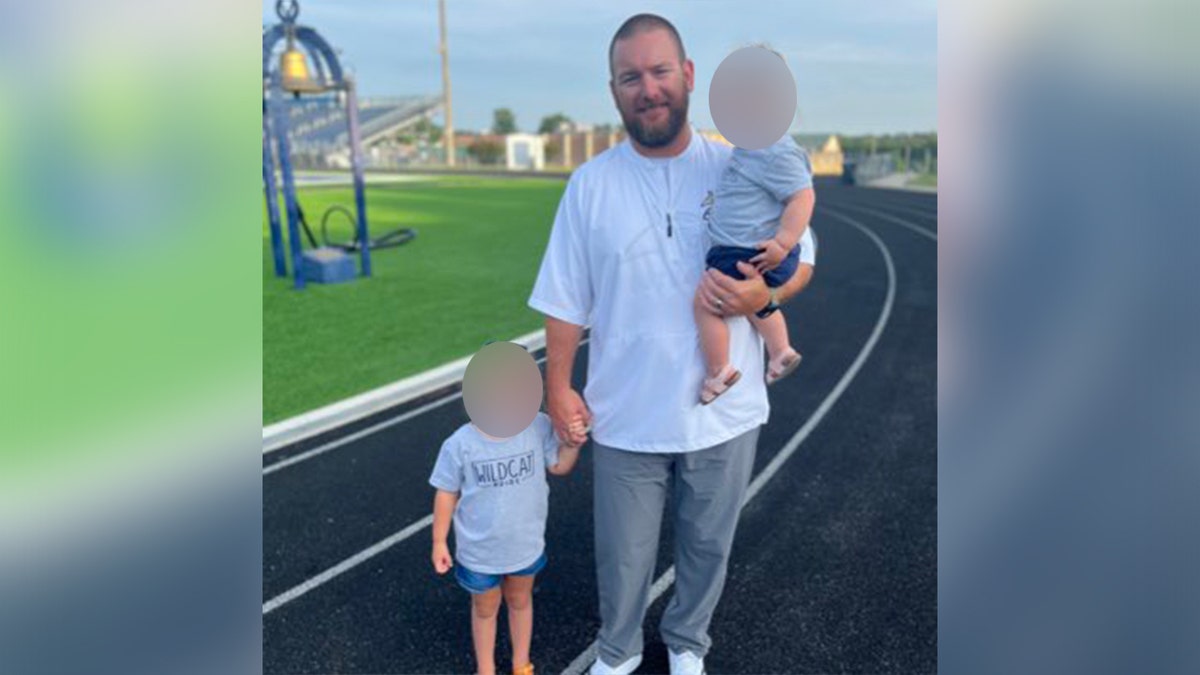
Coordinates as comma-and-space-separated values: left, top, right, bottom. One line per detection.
694, 132, 816, 404
429, 409, 586, 675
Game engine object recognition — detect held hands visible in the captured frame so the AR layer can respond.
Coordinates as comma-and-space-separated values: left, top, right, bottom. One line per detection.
750, 237, 791, 273
548, 413, 588, 476
564, 414, 589, 448
431, 541, 453, 574
548, 385, 592, 447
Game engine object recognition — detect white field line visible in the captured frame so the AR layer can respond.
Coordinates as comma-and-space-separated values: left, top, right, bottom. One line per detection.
828, 204, 938, 242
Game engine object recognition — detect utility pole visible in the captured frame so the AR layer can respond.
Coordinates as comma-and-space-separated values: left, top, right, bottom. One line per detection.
438, 0, 455, 166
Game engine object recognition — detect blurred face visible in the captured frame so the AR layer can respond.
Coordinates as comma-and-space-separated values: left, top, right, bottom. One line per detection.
609, 29, 694, 149
709, 46, 796, 150
462, 342, 543, 439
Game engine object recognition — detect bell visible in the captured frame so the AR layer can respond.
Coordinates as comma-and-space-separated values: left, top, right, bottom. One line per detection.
280, 45, 321, 93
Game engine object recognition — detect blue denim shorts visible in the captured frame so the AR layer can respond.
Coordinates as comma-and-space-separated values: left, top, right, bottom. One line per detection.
454, 551, 547, 595
705, 243, 800, 288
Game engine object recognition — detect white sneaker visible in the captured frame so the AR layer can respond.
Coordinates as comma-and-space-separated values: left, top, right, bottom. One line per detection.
668, 648, 706, 675
589, 653, 642, 675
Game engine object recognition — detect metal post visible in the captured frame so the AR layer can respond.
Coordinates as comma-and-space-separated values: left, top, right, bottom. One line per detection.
439, 0, 455, 167
270, 78, 306, 289
345, 79, 372, 277
262, 98, 287, 277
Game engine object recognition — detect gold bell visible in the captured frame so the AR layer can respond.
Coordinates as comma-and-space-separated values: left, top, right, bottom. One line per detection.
280, 45, 321, 94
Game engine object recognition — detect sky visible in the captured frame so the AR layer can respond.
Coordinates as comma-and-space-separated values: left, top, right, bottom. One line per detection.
262, 0, 937, 136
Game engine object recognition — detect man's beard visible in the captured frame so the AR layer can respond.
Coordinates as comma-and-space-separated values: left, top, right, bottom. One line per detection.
620, 92, 689, 149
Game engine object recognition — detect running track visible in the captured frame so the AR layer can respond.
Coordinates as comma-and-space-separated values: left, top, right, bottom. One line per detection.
263, 180, 937, 674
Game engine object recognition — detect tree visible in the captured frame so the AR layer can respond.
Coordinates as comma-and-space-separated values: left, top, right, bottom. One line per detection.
538, 113, 572, 134
492, 108, 517, 135
395, 118, 444, 147
467, 139, 504, 165
412, 117, 443, 144
834, 132, 937, 160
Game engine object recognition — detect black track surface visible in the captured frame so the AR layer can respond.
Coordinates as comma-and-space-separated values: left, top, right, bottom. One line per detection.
263, 180, 937, 674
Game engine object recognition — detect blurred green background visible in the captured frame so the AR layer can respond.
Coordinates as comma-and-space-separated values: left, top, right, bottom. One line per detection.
0, 55, 260, 475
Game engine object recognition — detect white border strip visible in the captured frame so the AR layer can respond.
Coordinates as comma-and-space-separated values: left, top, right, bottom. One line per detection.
263, 329, 546, 454
561, 210, 898, 675
262, 339, 586, 476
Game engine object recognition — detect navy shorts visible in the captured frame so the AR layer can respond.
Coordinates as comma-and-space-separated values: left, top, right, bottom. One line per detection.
705, 244, 800, 288
454, 551, 547, 595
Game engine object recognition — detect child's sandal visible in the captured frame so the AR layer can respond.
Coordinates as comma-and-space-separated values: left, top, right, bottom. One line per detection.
513, 664, 535, 675
700, 364, 741, 405
766, 349, 802, 384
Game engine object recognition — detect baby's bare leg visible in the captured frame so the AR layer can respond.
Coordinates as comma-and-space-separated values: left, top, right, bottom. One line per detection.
502, 574, 535, 669
748, 309, 792, 360
471, 587, 503, 675
695, 286, 731, 377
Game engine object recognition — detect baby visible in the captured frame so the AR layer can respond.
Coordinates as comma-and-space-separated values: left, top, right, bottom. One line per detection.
430, 401, 585, 675
694, 133, 815, 404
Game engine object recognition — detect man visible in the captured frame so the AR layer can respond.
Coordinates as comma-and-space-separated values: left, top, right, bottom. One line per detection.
527, 14, 815, 675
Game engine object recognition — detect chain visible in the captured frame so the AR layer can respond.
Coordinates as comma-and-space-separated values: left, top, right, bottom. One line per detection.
276, 0, 300, 24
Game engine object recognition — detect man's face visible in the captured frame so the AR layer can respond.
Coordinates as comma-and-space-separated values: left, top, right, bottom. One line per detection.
610, 29, 694, 148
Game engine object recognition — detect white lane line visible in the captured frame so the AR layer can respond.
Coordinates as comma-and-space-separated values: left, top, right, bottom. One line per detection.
853, 200, 937, 221
263, 338, 590, 476
263, 515, 434, 615
829, 204, 938, 242
561, 211, 897, 675
885, 203, 938, 221
263, 395, 460, 477
261, 339, 591, 613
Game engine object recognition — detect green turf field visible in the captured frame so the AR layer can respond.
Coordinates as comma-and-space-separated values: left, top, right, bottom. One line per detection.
910, 172, 937, 188
263, 175, 565, 424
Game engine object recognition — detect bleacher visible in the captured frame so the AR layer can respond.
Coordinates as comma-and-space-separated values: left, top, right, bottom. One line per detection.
281, 95, 442, 153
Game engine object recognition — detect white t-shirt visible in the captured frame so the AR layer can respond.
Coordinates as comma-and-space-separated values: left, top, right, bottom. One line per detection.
799, 226, 817, 266
428, 414, 560, 574
528, 129, 770, 453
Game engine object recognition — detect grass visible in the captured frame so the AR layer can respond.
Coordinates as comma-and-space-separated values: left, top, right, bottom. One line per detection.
909, 173, 938, 188
263, 175, 566, 424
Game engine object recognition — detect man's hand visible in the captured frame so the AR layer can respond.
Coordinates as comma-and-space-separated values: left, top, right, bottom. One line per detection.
750, 238, 790, 273
431, 541, 453, 574
699, 262, 771, 317
565, 415, 589, 447
548, 385, 591, 447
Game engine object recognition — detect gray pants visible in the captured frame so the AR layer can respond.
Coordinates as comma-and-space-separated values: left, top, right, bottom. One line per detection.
593, 426, 760, 664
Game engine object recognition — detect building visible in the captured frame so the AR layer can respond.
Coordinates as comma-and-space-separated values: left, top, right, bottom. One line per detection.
792, 134, 845, 177
698, 130, 844, 177
505, 133, 545, 170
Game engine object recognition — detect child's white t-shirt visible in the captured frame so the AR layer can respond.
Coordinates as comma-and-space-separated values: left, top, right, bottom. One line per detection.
709, 135, 814, 249
428, 413, 560, 574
